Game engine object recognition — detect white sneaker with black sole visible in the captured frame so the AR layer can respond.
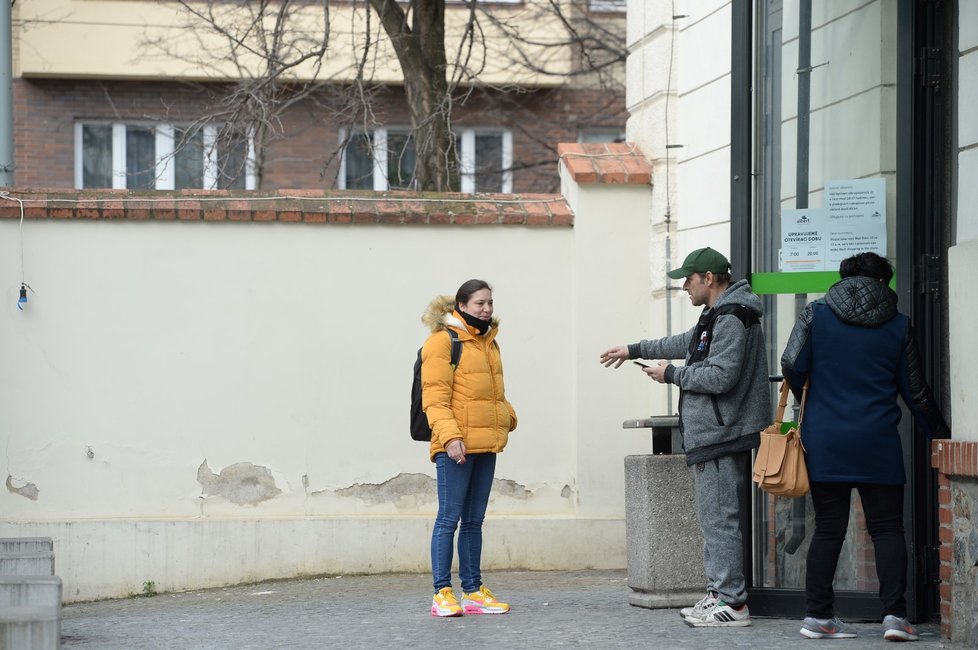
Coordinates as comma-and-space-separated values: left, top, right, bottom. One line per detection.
679, 592, 717, 619
683, 599, 751, 627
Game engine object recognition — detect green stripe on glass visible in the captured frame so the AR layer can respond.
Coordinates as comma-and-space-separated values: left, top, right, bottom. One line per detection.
752, 271, 897, 295
751, 272, 840, 295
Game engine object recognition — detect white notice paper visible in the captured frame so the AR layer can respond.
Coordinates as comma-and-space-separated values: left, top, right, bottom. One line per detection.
781, 208, 827, 271
780, 178, 887, 272
825, 179, 887, 268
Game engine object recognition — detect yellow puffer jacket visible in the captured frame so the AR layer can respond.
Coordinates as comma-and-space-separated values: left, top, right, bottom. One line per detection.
420, 295, 517, 461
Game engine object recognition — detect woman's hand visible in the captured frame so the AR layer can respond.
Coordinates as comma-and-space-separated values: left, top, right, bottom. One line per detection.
446, 439, 467, 465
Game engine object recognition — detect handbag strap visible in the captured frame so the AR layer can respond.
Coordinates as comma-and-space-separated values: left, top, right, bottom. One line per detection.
796, 379, 810, 428
776, 378, 811, 427
774, 381, 791, 424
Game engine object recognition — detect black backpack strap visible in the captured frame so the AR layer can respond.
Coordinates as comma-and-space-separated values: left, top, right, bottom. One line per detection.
715, 304, 760, 329
448, 329, 461, 368
687, 304, 759, 362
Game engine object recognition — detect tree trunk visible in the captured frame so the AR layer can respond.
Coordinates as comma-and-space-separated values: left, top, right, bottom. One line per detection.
368, 0, 456, 191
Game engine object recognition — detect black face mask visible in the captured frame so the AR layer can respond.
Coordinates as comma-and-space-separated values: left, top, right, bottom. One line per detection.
459, 309, 491, 335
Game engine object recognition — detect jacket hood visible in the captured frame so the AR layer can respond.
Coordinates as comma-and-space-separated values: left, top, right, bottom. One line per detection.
825, 275, 898, 327
713, 279, 764, 316
421, 295, 500, 334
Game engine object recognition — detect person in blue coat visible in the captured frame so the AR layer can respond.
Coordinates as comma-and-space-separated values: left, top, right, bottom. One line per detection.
781, 252, 950, 642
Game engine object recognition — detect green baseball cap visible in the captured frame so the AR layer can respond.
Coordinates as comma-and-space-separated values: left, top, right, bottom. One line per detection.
666, 247, 731, 279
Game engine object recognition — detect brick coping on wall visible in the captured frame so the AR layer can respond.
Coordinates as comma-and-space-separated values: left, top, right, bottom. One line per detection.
0, 189, 573, 226
556, 142, 652, 185
931, 439, 978, 640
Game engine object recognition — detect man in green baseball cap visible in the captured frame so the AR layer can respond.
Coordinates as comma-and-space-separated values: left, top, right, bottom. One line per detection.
598, 245, 770, 628
666, 247, 731, 279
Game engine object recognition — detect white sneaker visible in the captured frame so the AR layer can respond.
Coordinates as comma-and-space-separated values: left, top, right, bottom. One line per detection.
684, 599, 751, 627
679, 592, 718, 619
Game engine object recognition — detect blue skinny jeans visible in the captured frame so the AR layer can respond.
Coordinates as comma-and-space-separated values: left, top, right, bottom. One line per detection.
431, 451, 496, 594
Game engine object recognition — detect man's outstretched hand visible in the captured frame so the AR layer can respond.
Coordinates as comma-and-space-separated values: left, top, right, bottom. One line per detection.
599, 346, 629, 368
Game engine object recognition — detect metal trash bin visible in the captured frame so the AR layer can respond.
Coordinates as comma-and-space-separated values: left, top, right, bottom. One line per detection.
622, 415, 707, 608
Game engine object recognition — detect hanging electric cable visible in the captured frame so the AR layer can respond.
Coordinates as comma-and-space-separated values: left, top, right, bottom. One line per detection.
0, 190, 33, 309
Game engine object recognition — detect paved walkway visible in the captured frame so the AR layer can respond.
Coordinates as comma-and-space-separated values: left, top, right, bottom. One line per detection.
61, 570, 952, 649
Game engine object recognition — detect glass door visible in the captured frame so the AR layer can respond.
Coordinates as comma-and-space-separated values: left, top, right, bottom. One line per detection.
745, 0, 911, 619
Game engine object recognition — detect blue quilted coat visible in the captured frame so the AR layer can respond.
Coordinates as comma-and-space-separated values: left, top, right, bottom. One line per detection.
780, 276, 949, 484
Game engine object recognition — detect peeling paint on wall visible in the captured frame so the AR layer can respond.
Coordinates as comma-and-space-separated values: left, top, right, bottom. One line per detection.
334, 473, 436, 506
197, 460, 281, 506
492, 478, 532, 500
6, 475, 39, 500
561, 485, 573, 499
332, 473, 536, 507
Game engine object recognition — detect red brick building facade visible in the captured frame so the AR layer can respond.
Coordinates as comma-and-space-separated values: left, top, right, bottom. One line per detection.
13, 78, 626, 194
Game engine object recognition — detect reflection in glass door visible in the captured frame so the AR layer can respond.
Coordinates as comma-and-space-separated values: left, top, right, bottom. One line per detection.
748, 0, 903, 619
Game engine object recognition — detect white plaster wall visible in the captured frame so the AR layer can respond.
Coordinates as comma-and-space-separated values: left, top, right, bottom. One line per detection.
957, 45, 978, 244
0, 183, 656, 600
948, 242, 977, 442
0, 220, 570, 518
948, 4, 978, 442
4, 517, 628, 603
561, 180, 660, 516
626, 1, 734, 416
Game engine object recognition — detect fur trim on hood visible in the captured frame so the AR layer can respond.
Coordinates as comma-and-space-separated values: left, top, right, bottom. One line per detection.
421, 295, 500, 333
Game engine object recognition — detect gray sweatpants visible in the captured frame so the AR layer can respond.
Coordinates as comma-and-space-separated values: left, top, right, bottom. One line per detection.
691, 452, 749, 605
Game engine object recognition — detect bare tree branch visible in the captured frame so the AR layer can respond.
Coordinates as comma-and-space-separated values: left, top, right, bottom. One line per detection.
138, 0, 625, 191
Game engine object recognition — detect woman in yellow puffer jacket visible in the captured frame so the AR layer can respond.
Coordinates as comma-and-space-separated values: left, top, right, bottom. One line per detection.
421, 279, 517, 618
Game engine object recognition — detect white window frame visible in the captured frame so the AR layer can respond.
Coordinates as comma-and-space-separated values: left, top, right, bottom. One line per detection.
74, 121, 256, 190
578, 128, 627, 144
339, 127, 512, 193
587, 0, 626, 12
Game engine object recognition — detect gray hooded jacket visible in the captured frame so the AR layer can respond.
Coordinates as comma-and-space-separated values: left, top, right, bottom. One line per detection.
628, 280, 772, 465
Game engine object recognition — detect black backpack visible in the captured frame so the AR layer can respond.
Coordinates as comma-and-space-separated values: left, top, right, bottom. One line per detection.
410, 330, 462, 441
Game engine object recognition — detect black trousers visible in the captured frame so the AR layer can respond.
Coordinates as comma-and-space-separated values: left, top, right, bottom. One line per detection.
805, 481, 907, 620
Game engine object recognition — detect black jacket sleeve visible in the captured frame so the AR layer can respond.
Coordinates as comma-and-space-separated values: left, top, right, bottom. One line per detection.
902, 323, 951, 439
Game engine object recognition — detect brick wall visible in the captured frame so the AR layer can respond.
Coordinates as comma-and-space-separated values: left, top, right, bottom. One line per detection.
931, 440, 978, 644
0, 188, 574, 226
13, 79, 627, 194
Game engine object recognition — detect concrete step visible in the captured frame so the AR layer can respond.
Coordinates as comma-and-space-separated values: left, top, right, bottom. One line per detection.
0, 576, 62, 609
0, 553, 55, 577
0, 538, 53, 554
0, 606, 60, 650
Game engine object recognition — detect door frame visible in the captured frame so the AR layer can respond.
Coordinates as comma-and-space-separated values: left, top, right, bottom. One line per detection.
730, 0, 950, 621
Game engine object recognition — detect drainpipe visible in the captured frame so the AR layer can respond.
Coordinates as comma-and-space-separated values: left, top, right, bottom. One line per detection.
796, 0, 811, 212
0, 0, 13, 187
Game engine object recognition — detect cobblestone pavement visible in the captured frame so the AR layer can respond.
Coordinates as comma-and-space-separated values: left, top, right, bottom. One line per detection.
60, 570, 951, 649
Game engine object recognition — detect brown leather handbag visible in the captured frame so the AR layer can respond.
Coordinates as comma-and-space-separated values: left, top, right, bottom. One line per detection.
752, 380, 810, 497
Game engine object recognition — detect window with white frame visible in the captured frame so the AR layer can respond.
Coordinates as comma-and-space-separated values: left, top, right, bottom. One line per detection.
579, 128, 626, 144
588, 0, 626, 12
339, 127, 513, 193
75, 122, 257, 190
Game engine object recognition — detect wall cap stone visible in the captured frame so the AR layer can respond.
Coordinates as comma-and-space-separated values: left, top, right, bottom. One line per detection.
557, 142, 652, 185
0, 188, 573, 227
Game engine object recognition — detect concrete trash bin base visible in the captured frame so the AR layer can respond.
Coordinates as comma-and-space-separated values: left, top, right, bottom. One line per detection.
624, 453, 706, 608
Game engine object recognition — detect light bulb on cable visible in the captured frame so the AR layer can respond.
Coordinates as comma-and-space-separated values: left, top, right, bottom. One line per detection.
17, 283, 32, 310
